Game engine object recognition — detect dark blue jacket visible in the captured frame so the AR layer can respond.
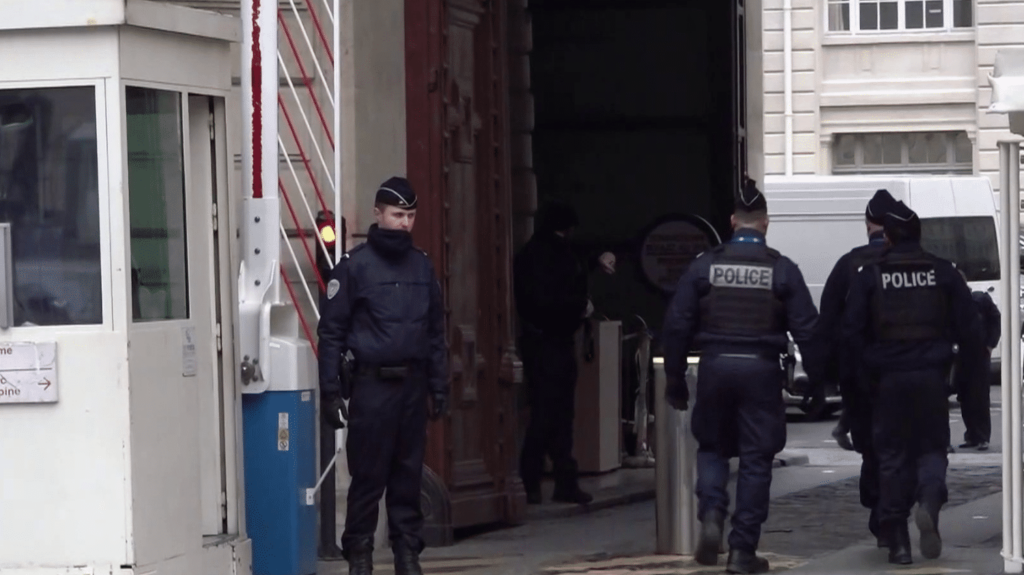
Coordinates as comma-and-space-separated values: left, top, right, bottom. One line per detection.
971, 290, 1001, 350
662, 228, 823, 384
842, 241, 983, 372
317, 226, 448, 397
513, 231, 589, 340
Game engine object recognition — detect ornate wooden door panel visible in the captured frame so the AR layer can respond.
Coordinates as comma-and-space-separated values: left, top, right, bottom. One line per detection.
406, 0, 524, 538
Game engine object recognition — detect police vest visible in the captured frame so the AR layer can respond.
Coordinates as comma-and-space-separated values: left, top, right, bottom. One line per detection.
699, 243, 785, 337
870, 251, 949, 341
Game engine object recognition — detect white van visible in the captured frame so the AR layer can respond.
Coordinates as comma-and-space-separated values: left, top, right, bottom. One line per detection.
763, 175, 1002, 415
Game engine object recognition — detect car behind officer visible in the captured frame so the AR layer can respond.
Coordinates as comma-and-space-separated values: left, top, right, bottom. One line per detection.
843, 201, 982, 565
317, 177, 449, 575
662, 179, 824, 575
816, 188, 899, 545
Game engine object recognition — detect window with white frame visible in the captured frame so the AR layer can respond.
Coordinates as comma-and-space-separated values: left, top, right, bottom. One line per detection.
832, 132, 973, 174
827, 0, 973, 33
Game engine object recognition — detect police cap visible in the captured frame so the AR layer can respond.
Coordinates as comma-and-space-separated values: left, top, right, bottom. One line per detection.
735, 177, 767, 214
883, 200, 921, 243
866, 189, 898, 224
375, 176, 418, 210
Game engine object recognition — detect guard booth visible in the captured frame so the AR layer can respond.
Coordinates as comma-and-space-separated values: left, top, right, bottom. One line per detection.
0, 3, 250, 575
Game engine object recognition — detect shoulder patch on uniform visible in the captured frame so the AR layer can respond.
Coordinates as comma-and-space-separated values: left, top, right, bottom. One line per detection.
327, 279, 341, 299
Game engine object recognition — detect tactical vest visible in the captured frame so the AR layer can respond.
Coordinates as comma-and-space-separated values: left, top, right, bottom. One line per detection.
871, 250, 949, 341
698, 243, 785, 337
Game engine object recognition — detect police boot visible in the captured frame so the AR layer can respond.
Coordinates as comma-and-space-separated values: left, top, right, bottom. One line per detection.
345, 540, 374, 575
916, 500, 943, 560
552, 472, 593, 505
725, 549, 770, 574
393, 543, 423, 575
694, 509, 725, 566
888, 522, 913, 565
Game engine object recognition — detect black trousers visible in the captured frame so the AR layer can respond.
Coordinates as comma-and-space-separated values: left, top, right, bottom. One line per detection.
519, 333, 580, 492
841, 374, 881, 532
874, 368, 949, 528
342, 370, 428, 555
955, 350, 992, 444
692, 355, 786, 554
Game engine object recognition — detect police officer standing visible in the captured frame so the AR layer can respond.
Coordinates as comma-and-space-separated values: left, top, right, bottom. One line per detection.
843, 201, 982, 565
662, 179, 824, 574
514, 200, 616, 506
954, 270, 999, 451
318, 177, 449, 575
816, 189, 900, 545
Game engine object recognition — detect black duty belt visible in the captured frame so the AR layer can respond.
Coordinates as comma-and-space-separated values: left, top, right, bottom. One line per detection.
705, 349, 781, 362
356, 361, 422, 381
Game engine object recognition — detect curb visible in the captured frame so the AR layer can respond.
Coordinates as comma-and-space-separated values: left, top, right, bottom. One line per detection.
525, 450, 810, 522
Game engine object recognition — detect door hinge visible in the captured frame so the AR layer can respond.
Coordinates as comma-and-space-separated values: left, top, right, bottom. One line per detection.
212, 202, 219, 232
215, 322, 222, 352
208, 111, 215, 141
220, 490, 228, 520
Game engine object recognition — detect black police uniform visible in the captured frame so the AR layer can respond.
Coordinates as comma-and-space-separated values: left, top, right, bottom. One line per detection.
815, 189, 899, 541
955, 289, 999, 448
514, 201, 593, 505
662, 182, 823, 573
843, 205, 982, 564
317, 178, 448, 574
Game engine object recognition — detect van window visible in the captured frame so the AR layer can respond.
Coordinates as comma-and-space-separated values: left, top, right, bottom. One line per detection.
920, 217, 1000, 282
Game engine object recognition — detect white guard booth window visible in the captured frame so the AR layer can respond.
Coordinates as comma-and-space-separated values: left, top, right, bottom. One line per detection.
0, 3, 246, 575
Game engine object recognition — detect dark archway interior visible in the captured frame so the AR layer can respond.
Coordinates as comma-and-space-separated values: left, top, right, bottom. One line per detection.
528, 0, 744, 334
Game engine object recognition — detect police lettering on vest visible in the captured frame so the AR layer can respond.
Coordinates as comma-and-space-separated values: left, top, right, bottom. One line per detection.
881, 269, 937, 290
710, 264, 774, 290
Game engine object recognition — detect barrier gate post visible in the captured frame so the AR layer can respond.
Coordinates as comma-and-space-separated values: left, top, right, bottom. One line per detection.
654, 356, 699, 555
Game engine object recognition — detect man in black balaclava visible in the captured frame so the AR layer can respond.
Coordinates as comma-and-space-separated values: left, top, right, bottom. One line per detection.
514, 199, 616, 507
816, 189, 900, 545
843, 200, 983, 565
317, 176, 449, 575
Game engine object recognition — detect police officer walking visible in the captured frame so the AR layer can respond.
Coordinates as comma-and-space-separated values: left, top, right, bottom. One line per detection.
954, 271, 999, 451
816, 189, 900, 545
514, 200, 616, 506
317, 177, 449, 575
662, 179, 824, 574
843, 201, 982, 565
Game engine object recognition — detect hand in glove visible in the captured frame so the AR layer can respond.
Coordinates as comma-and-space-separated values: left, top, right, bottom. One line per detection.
322, 394, 348, 429
666, 376, 689, 411
430, 392, 449, 421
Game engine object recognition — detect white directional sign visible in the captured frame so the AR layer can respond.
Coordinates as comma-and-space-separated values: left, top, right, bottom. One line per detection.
0, 342, 58, 404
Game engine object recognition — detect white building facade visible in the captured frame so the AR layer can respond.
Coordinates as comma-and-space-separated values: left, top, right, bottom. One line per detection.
762, 0, 1024, 199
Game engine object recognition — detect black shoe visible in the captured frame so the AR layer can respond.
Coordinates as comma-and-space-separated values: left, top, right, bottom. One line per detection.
832, 426, 855, 451
978, 442, 990, 451
947, 445, 955, 454
345, 543, 374, 575
958, 441, 979, 449
394, 544, 423, 575
319, 542, 345, 561
876, 536, 890, 548
695, 510, 725, 566
552, 487, 593, 505
916, 503, 943, 560
725, 549, 770, 574
888, 523, 912, 565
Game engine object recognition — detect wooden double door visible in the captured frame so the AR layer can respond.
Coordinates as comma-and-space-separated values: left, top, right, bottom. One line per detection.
405, 0, 526, 542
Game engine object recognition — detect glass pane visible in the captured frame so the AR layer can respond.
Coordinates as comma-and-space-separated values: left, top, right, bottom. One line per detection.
880, 1, 899, 29
953, 0, 972, 27
882, 134, 903, 164
126, 87, 189, 322
906, 1, 924, 29
908, 133, 928, 163
863, 134, 883, 164
920, 217, 1000, 281
835, 134, 857, 165
926, 133, 947, 163
860, 2, 879, 30
0, 87, 103, 327
954, 132, 972, 164
828, 1, 852, 31
925, 0, 944, 27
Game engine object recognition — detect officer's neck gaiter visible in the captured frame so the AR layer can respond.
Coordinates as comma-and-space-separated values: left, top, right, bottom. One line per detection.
367, 224, 413, 260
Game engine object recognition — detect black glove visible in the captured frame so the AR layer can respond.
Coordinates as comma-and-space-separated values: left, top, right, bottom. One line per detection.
322, 394, 348, 429
430, 392, 449, 421
666, 376, 689, 411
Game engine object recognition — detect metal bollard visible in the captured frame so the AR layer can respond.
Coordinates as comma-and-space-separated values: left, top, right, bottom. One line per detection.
654, 356, 699, 555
